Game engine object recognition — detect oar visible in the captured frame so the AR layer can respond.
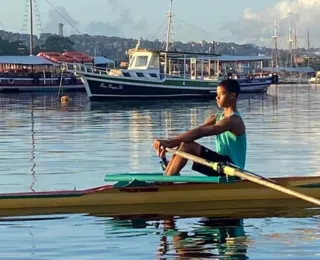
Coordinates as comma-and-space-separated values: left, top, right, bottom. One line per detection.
165, 148, 320, 207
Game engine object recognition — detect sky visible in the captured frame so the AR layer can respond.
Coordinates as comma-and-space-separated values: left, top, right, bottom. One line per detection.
0, 0, 319, 49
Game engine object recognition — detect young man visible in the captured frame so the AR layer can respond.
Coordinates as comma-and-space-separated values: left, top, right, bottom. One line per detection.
152, 79, 247, 176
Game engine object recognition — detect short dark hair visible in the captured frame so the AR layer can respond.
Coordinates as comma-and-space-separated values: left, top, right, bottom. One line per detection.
218, 79, 241, 97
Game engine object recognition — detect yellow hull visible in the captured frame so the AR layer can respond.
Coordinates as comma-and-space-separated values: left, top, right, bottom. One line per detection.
1, 176, 320, 218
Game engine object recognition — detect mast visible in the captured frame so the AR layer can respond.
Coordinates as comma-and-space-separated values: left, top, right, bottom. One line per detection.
288, 22, 294, 67
29, 0, 34, 55
271, 18, 279, 68
294, 24, 298, 67
307, 29, 310, 67
165, 0, 173, 52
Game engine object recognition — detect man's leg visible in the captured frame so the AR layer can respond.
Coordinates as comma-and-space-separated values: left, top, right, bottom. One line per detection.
164, 142, 202, 176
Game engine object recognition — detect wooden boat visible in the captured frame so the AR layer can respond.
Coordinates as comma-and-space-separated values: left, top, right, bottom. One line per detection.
1, 173, 320, 218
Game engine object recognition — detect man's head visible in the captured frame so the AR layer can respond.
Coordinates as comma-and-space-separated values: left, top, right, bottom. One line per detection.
216, 79, 240, 108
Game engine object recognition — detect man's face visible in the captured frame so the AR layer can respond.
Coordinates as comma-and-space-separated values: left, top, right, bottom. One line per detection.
216, 85, 235, 108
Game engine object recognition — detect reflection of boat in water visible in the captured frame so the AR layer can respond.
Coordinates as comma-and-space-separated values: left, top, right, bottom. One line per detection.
159, 217, 247, 259
1, 174, 320, 218
103, 216, 248, 259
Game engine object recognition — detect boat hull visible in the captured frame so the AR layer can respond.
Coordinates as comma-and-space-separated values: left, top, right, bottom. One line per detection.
0, 77, 84, 93
77, 73, 272, 101
1, 176, 320, 217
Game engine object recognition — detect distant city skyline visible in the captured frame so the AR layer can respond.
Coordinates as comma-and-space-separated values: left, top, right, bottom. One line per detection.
0, 0, 320, 49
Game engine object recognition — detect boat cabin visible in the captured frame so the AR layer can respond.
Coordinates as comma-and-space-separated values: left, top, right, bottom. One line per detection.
127, 49, 160, 72
126, 48, 223, 80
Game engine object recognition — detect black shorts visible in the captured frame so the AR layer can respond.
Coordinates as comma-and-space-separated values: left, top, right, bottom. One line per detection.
192, 146, 232, 176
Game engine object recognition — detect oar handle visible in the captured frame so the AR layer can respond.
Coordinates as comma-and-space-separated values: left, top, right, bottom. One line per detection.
165, 148, 320, 207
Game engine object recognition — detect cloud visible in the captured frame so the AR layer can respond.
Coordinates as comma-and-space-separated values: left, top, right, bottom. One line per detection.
223, 0, 320, 48
43, 7, 81, 35
86, 0, 147, 38
42, 1, 147, 38
86, 21, 125, 37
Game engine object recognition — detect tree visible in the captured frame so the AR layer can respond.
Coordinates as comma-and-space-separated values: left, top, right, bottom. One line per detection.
0, 37, 28, 55
45, 36, 75, 52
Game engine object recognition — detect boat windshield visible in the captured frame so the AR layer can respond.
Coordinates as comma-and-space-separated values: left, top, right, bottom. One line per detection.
135, 56, 149, 67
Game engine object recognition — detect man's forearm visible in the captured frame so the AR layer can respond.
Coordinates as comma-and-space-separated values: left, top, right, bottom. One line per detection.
168, 127, 204, 146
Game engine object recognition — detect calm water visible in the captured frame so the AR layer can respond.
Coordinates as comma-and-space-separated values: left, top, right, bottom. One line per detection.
0, 84, 320, 259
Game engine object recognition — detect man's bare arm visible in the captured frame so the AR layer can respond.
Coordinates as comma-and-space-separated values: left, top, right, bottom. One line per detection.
167, 116, 235, 146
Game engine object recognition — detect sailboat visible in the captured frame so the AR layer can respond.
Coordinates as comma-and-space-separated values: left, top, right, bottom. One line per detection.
263, 21, 315, 84
64, 0, 272, 101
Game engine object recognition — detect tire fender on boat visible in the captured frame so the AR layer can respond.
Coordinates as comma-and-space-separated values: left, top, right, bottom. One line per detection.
8, 78, 15, 85
245, 74, 252, 83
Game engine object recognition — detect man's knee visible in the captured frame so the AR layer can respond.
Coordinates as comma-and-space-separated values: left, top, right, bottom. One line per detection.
179, 142, 201, 155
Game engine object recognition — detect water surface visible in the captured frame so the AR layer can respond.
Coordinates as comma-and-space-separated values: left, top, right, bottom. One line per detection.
0, 84, 320, 259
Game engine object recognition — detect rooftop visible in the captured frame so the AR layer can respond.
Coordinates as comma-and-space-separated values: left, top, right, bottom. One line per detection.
0, 55, 55, 65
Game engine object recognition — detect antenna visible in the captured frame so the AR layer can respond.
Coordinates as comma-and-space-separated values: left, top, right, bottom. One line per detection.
271, 18, 279, 67
165, 0, 174, 51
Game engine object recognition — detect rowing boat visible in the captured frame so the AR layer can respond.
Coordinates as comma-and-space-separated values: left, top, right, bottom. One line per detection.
1, 173, 320, 218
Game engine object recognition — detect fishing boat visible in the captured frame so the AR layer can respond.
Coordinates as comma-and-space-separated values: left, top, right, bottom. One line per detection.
63, 1, 273, 101
64, 50, 272, 101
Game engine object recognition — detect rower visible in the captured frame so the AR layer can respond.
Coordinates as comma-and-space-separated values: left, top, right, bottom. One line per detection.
153, 79, 247, 176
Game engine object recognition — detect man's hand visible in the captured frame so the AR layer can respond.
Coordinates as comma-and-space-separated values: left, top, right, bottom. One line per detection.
152, 139, 173, 158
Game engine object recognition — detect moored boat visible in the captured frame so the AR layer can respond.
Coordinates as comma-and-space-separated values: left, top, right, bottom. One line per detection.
0, 55, 84, 92
63, 1, 272, 101
64, 49, 273, 101
1, 173, 320, 218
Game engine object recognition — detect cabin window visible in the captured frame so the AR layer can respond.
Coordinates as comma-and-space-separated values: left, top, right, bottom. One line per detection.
136, 72, 145, 77
135, 56, 149, 67
149, 56, 159, 68
122, 72, 131, 77
149, 73, 158, 78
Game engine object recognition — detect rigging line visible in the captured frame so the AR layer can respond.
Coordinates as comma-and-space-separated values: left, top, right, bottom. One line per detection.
45, 0, 82, 34
174, 17, 216, 39
149, 18, 168, 41
0, 22, 5, 30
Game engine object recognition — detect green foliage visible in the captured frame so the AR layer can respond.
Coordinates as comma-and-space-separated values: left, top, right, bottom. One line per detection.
44, 36, 75, 52
0, 37, 28, 55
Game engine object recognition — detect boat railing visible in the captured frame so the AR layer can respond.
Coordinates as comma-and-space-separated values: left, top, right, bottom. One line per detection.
62, 62, 110, 76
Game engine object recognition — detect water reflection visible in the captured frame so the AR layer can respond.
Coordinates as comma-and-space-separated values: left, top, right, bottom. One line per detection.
104, 216, 248, 259
0, 213, 319, 259
159, 217, 248, 259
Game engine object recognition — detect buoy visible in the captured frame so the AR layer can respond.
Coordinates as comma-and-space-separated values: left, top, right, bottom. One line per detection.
60, 95, 70, 103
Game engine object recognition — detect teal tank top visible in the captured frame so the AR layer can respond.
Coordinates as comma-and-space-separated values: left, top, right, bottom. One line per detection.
215, 112, 247, 169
